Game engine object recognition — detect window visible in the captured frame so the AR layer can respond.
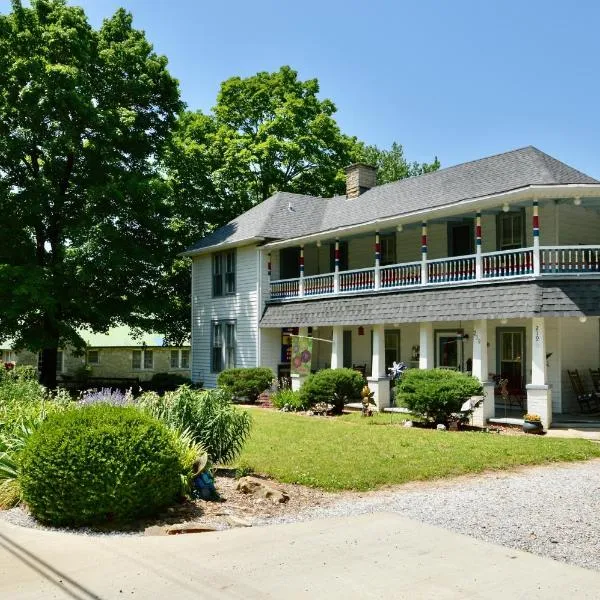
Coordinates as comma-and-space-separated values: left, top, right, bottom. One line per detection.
380, 234, 396, 266
211, 320, 236, 373
213, 250, 236, 296
87, 350, 99, 365
280, 247, 300, 279
497, 211, 524, 250
0, 350, 15, 363
170, 349, 190, 369
132, 349, 153, 370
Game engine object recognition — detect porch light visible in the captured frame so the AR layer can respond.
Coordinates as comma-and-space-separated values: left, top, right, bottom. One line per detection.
316, 240, 322, 247
358, 326, 365, 336
574, 197, 582, 206
396, 224, 403, 232
502, 202, 510, 213
500, 318, 508, 325
579, 316, 587, 324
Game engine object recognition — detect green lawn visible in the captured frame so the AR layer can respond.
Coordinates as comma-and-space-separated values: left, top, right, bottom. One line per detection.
235, 409, 600, 491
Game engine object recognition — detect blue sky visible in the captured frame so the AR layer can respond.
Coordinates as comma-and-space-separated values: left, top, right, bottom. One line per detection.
3, 0, 600, 177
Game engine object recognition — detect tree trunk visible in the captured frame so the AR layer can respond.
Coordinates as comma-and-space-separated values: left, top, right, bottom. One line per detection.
39, 347, 58, 390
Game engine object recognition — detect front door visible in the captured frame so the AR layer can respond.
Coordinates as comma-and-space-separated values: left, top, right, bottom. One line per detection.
435, 330, 463, 370
448, 220, 474, 257
497, 328, 525, 392
384, 330, 401, 368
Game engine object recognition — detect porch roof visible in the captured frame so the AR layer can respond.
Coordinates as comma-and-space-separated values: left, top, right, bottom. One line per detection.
259, 280, 600, 327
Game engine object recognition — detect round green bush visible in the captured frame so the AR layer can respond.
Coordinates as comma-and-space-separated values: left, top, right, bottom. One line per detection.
299, 368, 364, 414
217, 367, 273, 403
396, 368, 483, 423
19, 405, 182, 527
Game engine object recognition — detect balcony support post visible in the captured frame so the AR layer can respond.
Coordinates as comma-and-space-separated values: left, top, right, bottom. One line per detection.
526, 317, 552, 429
298, 244, 305, 297
368, 324, 390, 410
532, 200, 541, 276
475, 211, 483, 280
331, 326, 344, 369
333, 238, 340, 294
420, 221, 428, 285
471, 320, 495, 427
418, 322, 434, 369
374, 231, 381, 290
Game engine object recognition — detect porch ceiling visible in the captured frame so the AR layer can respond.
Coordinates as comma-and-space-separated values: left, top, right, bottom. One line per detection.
259, 281, 600, 327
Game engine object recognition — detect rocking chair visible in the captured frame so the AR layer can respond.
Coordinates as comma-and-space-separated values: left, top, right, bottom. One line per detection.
590, 368, 600, 393
567, 369, 600, 414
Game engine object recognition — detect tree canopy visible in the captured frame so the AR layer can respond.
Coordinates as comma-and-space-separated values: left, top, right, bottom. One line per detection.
0, 0, 182, 386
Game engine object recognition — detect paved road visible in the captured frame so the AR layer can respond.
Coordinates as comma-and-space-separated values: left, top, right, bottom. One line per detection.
1, 512, 598, 599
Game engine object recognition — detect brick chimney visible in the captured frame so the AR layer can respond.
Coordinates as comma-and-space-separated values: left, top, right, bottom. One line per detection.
345, 163, 377, 198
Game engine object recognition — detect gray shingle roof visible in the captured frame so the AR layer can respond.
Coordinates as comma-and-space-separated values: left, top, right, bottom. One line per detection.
187, 146, 599, 253
258, 281, 600, 327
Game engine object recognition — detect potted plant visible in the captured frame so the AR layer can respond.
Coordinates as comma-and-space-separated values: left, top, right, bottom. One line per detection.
522, 413, 543, 434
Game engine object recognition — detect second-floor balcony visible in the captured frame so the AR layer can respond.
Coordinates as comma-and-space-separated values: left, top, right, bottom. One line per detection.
269, 247, 600, 302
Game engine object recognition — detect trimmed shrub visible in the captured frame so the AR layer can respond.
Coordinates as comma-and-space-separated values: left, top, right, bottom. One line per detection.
299, 368, 364, 415
396, 369, 483, 423
136, 386, 252, 464
19, 405, 182, 527
271, 388, 309, 411
217, 367, 273, 403
146, 372, 193, 394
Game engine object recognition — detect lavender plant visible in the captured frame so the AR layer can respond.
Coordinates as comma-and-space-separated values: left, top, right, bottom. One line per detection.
78, 388, 134, 407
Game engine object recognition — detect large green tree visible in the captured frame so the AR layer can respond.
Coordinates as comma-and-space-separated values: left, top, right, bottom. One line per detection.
155, 67, 439, 344
0, 0, 182, 387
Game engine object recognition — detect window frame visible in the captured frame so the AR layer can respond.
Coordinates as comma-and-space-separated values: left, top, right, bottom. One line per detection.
212, 249, 236, 297
132, 349, 154, 371
211, 320, 236, 373
170, 348, 190, 370
87, 349, 100, 365
497, 209, 526, 251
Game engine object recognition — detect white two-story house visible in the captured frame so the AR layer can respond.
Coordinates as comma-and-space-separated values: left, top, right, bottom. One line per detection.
184, 146, 600, 428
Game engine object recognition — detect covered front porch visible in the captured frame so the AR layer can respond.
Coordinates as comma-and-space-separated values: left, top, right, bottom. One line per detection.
259, 281, 600, 429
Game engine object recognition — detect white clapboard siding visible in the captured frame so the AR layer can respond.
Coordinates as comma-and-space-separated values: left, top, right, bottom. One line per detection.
191, 245, 260, 388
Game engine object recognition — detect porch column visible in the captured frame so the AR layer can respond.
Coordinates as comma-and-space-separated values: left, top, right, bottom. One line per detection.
291, 326, 309, 392
420, 221, 428, 284
298, 244, 305, 297
374, 231, 381, 290
526, 317, 552, 429
419, 322, 434, 369
471, 320, 495, 427
475, 211, 483, 280
333, 238, 340, 294
331, 326, 344, 369
532, 200, 541, 276
367, 324, 390, 410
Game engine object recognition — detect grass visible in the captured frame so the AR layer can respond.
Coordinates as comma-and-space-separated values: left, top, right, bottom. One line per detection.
235, 409, 600, 491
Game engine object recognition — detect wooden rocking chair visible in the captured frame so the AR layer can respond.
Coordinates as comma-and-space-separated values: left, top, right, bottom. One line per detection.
590, 368, 600, 393
567, 369, 600, 413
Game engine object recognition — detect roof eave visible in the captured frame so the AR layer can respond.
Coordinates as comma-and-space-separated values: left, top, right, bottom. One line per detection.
180, 236, 266, 258
261, 183, 600, 250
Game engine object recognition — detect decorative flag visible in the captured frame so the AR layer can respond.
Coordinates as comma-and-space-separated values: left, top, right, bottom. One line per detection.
290, 335, 312, 376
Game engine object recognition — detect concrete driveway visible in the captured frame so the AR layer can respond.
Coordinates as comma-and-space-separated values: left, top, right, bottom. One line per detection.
0, 512, 598, 599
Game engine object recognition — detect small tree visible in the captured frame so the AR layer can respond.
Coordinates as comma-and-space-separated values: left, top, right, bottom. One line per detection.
216, 367, 273, 404
396, 369, 483, 424
299, 368, 364, 415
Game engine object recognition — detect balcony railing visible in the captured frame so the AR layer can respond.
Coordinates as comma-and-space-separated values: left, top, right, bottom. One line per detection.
268, 245, 600, 301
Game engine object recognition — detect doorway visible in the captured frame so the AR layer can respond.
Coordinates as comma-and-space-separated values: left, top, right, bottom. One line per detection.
447, 220, 474, 257
435, 330, 463, 370
384, 330, 401, 368
496, 328, 525, 392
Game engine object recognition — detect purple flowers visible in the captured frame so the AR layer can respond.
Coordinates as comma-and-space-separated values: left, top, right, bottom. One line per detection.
78, 388, 133, 407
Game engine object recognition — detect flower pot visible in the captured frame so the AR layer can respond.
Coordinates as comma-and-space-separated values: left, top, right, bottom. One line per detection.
523, 420, 543, 434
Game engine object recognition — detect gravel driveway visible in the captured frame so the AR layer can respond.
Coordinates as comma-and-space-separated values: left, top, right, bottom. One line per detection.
255, 459, 600, 572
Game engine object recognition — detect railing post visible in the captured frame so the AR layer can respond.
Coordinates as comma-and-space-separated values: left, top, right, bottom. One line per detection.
532, 200, 541, 276
420, 221, 428, 284
333, 238, 340, 294
475, 211, 483, 280
298, 244, 305, 297
374, 231, 381, 290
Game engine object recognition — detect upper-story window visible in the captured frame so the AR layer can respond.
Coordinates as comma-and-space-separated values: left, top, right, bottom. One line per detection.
497, 210, 525, 250
380, 233, 396, 266
212, 250, 236, 296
